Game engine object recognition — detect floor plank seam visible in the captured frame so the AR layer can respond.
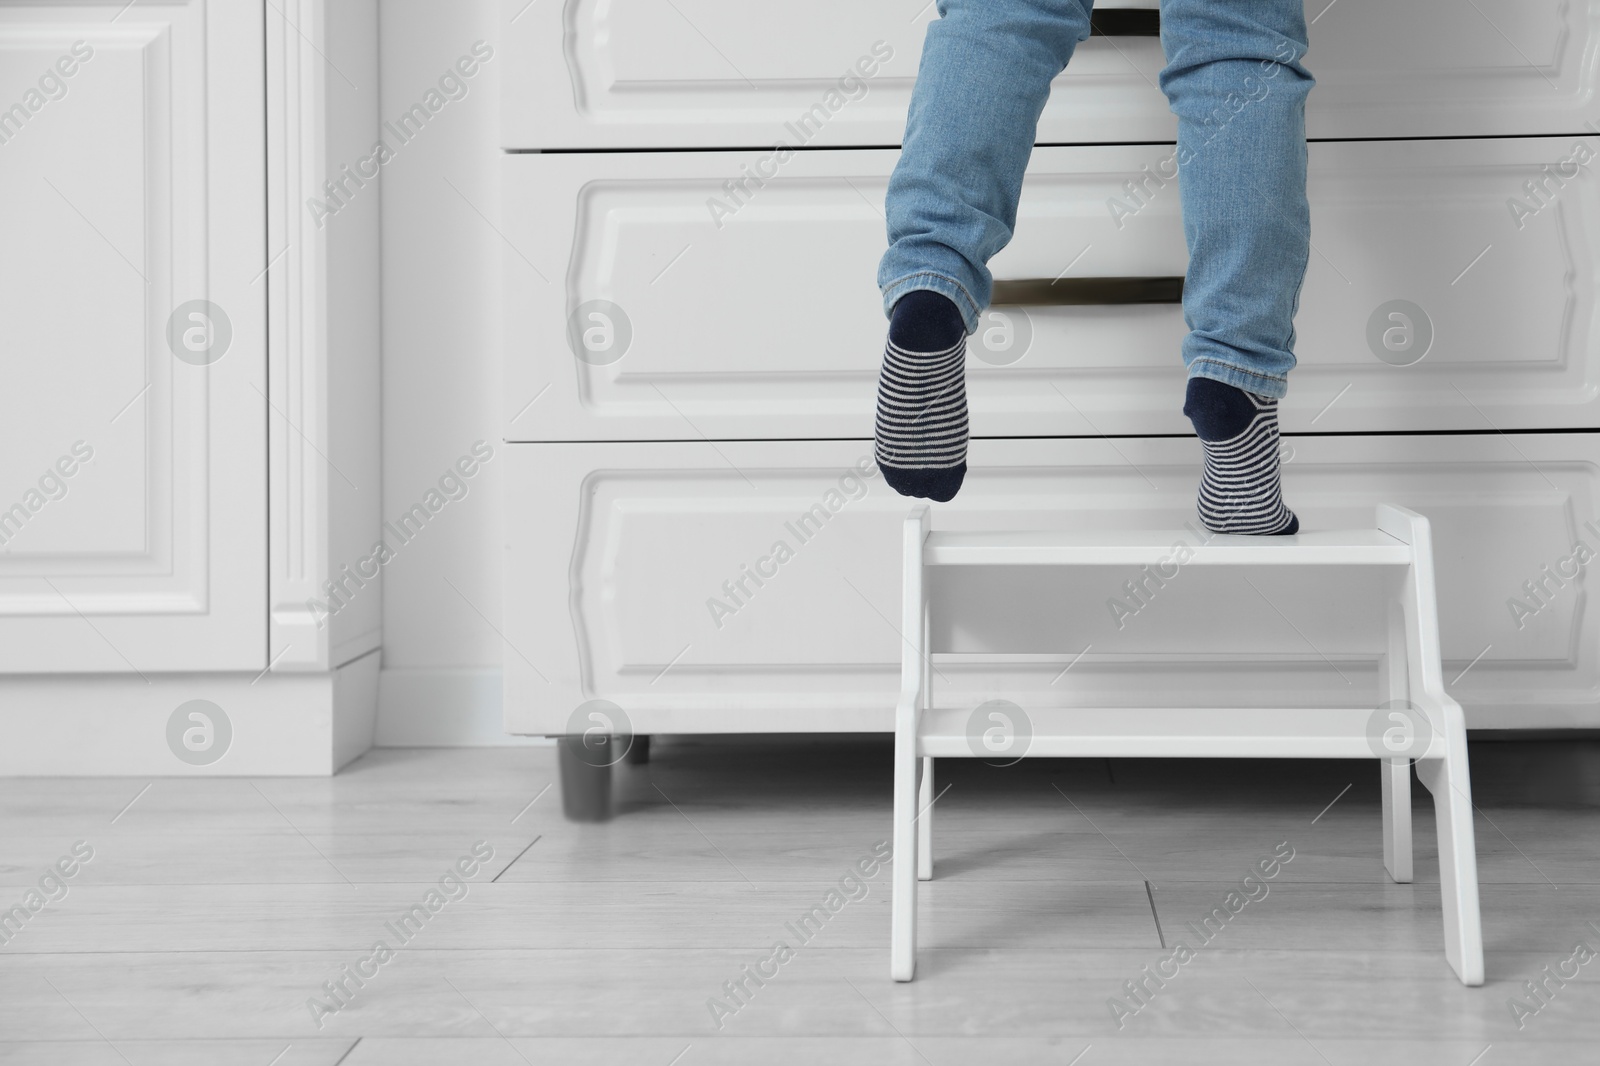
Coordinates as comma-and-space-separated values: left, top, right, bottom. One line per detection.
1144, 880, 1166, 948
490, 835, 542, 882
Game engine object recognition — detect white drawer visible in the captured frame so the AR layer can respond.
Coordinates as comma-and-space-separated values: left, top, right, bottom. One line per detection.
503, 434, 1600, 736
501, 0, 1600, 148
505, 138, 1600, 441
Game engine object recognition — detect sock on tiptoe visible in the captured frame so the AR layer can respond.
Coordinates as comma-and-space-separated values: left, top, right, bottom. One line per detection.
1183, 375, 1299, 536
873, 290, 969, 503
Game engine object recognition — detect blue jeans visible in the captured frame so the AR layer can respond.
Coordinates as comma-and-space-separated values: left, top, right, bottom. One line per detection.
878, 0, 1313, 398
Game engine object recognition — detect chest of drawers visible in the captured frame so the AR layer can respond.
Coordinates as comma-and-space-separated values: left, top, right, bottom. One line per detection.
500, 0, 1600, 751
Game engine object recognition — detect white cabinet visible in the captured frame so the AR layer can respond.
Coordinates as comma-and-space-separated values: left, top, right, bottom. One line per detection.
505, 435, 1600, 736
503, 0, 1600, 148
506, 137, 1600, 442
0, 0, 383, 774
0, 0, 265, 671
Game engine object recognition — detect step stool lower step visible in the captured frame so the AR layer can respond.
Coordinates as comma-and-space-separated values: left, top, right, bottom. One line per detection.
920, 705, 1419, 759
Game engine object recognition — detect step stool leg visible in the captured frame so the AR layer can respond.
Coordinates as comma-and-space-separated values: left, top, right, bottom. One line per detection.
918, 757, 934, 881
1381, 598, 1414, 883
891, 715, 921, 981
1380, 759, 1413, 883
1379, 504, 1484, 986
891, 505, 930, 983
917, 600, 933, 882
1415, 712, 1484, 986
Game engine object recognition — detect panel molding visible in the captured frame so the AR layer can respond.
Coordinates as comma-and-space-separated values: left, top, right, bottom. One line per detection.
0, 19, 192, 605
264, 0, 382, 671
266, 0, 332, 671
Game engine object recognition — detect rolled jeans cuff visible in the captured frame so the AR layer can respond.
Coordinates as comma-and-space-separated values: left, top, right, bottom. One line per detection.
1185, 357, 1290, 400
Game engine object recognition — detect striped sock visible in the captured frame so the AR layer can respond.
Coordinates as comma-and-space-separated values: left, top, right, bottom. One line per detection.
873, 291, 969, 502
1183, 376, 1299, 535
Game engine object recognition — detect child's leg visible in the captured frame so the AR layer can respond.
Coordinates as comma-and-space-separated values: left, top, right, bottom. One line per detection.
1161, 0, 1313, 534
874, 0, 1095, 502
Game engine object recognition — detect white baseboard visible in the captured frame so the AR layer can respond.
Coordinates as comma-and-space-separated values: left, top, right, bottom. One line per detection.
0, 651, 378, 775
376, 667, 552, 747
333, 649, 381, 767
10, 656, 1588, 772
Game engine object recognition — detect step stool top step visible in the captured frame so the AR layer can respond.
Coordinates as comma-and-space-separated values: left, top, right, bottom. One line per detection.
922, 528, 1412, 566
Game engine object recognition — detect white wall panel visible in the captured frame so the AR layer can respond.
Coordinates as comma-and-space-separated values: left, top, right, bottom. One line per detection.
377, 0, 507, 674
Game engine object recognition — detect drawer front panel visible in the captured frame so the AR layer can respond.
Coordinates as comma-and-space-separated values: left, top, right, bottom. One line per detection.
504, 434, 1600, 736
505, 138, 1600, 441
502, 0, 1600, 148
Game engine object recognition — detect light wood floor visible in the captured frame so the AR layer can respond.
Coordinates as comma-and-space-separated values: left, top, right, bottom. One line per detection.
3, 736, 1598, 1064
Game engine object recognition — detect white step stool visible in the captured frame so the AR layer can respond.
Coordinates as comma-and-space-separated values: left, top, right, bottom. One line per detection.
890, 503, 1484, 986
